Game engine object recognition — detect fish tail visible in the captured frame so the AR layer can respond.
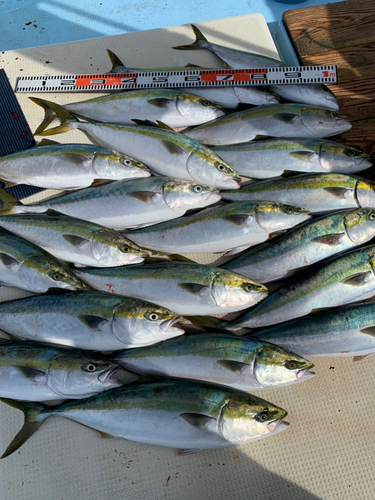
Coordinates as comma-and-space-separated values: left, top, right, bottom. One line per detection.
0, 188, 23, 214
0, 398, 49, 458
172, 24, 208, 50
29, 97, 77, 136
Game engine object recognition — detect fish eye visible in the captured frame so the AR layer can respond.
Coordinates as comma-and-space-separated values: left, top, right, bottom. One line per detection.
243, 283, 253, 292
286, 206, 294, 214
257, 412, 269, 422
345, 149, 357, 158
217, 164, 226, 171
52, 272, 61, 281
149, 313, 159, 321
194, 185, 203, 192
369, 212, 375, 221
330, 111, 338, 118
286, 360, 298, 370
121, 245, 130, 253
124, 159, 132, 166
86, 364, 96, 372
203, 100, 211, 107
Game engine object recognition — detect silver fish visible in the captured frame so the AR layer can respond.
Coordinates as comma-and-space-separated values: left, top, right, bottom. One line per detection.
252, 302, 375, 359
173, 24, 340, 110
0, 141, 151, 191
212, 138, 372, 178
0, 380, 289, 458
113, 332, 314, 391
74, 261, 268, 315
183, 104, 352, 146
1, 177, 221, 230
0, 292, 184, 350
0, 340, 131, 401
123, 201, 311, 255
30, 97, 241, 190
221, 173, 375, 215
0, 230, 86, 293
226, 245, 375, 331
223, 208, 375, 283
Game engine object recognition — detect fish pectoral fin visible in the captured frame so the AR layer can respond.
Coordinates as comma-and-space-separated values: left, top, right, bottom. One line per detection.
58, 153, 92, 166
177, 283, 210, 295
129, 191, 158, 204
273, 113, 299, 124
288, 151, 317, 162
13, 366, 45, 379
77, 315, 108, 330
222, 214, 251, 226
62, 234, 91, 248
311, 233, 345, 246
180, 412, 216, 430
217, 360, 248, 373
161, 140, 186, 156
360, 326, 375, 336
341, 271, 371, 286
178, 448, 203, 456
323, 187, 351, 199
147, 98, 172, 108
0, 253, 19, 269
353, 353, 374, 362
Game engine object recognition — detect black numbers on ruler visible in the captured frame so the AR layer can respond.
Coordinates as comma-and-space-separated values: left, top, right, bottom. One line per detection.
184, 76, 201, 81
152, 76, 169, 82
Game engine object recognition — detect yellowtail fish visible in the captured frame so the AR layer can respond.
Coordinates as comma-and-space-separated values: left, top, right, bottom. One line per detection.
30, 97, 241, 190
0, 379, 289, 458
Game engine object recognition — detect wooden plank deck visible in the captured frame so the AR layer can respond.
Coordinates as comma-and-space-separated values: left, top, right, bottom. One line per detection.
283, 0, 375, 159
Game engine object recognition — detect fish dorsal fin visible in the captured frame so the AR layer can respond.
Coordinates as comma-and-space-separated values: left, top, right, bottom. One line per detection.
147, 98, 172, 108
353, 353, 374, 362
311, 233, 345, 246
106, 49, 126, 70
180, 412, 216, 430
324, 187, 351, 199
156, 121, 175, 131
77, 315, 108, 330
288, 151, 317, 162
178, 448, 202, 455
0, 253, 19, 269
225, 244, 251, 256
222, 214, 251, 226
177, 283, 210, 295
129, 191, 158, 204
161, 140, 186, 156
62, 234, 91, 248
185, 63, 201, 68
217, 360, 248, 373
341, 271, 371, 286
273, 113, 299, 124
360, 326, 375, 336
132, 119, 158, 127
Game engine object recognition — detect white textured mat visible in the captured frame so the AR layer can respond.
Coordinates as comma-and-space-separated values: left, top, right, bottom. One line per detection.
1, 15, 374, 500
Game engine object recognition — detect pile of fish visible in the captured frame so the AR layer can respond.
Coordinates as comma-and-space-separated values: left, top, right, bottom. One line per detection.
0, 24, 373, 460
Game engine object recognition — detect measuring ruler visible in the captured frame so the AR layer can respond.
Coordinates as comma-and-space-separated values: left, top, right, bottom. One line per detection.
15, 65, 337, 93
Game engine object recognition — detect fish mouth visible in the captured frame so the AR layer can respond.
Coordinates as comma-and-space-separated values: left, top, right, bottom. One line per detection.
297, 368, 316, 381
355, 158, 372, 167
160, 316, 185, 336
127, 255, 145, 264
297, 212, 312, 224
205, 191, 222, 203
267, 418, 289, 433
98, 366, 121, 384
222, 175, 241, 189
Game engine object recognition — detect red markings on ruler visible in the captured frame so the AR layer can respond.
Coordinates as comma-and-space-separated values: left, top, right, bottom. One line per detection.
75, 73, 138, 87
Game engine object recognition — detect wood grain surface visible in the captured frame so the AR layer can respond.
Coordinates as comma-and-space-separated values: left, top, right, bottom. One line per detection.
283, 0, 375, 159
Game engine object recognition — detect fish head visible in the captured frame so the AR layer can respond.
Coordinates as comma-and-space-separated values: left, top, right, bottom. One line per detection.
344, 209, 375, 245
175, 93, 225, 125
218, 392, 288, 444
319, 143, 372, 172
92, 152, 151, 180
46, 352, 123, 398
253, 344, 315, 388
298, 84, 340, 111
112, 301, 184, 348
212, 270, 268, 311
90, 229, 146, 266
162, 179, 221, 215
186, 146, 241, 190
301, 107, 351, 138
355, 180, 375, 208
233, 86, 281, 105
19, 254, 87, 292
255, 202, 311, 234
